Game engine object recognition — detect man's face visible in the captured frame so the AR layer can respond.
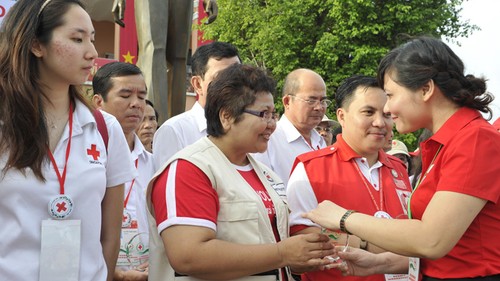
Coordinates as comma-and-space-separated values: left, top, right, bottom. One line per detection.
315, 121, 333, 145
136, 104, 158, 148
194, 56, 241, 108
99, 74, 147, 134
337, 86, 393, 157
284, 73, 327, 134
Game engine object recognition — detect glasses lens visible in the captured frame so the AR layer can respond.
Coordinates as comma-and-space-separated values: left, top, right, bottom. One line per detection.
321, 100, 332, 107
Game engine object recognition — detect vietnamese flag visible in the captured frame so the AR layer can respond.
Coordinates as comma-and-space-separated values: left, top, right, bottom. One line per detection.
119, 0, 138, 64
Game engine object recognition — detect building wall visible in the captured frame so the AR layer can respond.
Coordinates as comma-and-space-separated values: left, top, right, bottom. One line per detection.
92, 20, 116, 59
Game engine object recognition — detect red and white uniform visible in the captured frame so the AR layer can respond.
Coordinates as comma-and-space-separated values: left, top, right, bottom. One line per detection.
287, 134, 412, 281
0, 100, 136, 281
152, 160, 280, 240
147, 137, 290, 281
410, 108, 500, 279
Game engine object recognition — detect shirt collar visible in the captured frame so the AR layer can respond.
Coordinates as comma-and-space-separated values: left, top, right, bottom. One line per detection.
278, 114, 325, 148
334, 134, 393, 168
428, 107, 481, 147
72, 99, 96, 137
130, 134, 149, 161
192, 101, 207, 133
278, 115, 302, 143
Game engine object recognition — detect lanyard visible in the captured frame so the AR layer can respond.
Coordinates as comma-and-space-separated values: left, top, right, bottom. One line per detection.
352, 160, 384, 211
47, 102, 74, 196
123, 159, 139, 209
407, 144, 443, 219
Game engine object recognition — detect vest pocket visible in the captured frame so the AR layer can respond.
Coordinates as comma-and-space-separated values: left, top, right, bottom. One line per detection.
217, 200, 261, 244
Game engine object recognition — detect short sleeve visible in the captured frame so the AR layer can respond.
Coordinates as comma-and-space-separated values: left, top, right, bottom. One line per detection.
151, 159, 219, 234
437, 126, 500, 203
287, 162, 320, 234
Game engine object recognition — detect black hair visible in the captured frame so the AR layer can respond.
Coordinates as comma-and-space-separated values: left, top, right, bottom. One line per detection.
377, 36, 493, 119
335, 75, 379, 110
0, 0, 88, 180
145, 99, 159, 121
92, 62, 144, 100
205, 64, 276, 137
191, 42, 240, 78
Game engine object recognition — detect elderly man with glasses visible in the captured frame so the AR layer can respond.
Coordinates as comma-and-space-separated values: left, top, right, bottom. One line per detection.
253, 68, 329, 194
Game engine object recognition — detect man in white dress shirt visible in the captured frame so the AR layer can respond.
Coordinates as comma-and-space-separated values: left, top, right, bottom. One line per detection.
253, 68, 328, 192
153, 42, 240, 168
93, 62, 156, 281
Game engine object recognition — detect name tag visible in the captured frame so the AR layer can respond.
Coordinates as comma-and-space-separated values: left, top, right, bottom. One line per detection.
40, 219, 81, 281
117, 226, 149, 269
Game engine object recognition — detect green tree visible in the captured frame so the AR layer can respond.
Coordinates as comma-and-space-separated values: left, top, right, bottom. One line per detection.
198, 0, 477, 149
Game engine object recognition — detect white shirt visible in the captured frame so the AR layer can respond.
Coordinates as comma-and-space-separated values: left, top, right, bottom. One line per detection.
153, 101, 206, 169
252, 114, 326, 188
118, 134, 155, 269
125, 135, 155, 223
0, 101, 136, 281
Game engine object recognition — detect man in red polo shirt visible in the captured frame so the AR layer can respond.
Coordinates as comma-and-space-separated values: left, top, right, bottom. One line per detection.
287, 75, 413, 281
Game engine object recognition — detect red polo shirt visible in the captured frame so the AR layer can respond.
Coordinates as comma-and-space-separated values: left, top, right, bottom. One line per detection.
410, 107, 500, 278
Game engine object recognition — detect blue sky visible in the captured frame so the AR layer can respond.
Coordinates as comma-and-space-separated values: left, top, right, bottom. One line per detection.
445, 0, 500, 122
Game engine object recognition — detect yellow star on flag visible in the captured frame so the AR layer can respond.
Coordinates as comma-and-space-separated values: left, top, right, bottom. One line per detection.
122, 51, 135, 64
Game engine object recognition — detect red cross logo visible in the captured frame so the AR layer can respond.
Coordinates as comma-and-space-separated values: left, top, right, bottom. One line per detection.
123, 213, 129, 222
56, 202, 67, 213
87, 144, 100, 160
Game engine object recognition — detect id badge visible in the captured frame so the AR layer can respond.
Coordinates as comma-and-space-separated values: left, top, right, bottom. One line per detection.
117, 226, 149, 269
408, 257, 420, 281
383, 257, 419, 281
39, 219, 81, 281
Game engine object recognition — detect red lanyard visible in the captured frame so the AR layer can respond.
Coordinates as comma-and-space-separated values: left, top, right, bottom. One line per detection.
352, 160, 385, 211
123, 159, 139, 208
47, 102, 74, 196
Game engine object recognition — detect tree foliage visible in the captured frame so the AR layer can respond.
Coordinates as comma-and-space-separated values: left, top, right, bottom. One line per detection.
197, 0, 477, 149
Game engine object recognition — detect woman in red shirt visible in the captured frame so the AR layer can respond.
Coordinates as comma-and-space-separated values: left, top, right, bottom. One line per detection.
303, 36, 500, 281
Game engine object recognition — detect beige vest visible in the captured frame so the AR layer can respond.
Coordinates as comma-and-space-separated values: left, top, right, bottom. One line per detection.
146, 137, 291, 281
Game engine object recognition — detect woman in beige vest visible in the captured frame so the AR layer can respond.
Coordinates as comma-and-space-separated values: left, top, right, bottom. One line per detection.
146, 64, 335, 281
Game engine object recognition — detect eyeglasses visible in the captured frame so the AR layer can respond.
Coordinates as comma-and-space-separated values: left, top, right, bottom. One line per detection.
315, 126, 332, 133
243, 109, 279, 121
290, 95, 332, 107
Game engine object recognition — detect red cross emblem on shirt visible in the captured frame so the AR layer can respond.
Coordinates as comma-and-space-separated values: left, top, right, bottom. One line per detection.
87, 144, 100, 160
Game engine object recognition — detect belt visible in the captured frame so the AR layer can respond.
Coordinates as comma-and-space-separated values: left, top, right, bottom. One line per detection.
175, 269, 280, 278
422, 274, 500, 281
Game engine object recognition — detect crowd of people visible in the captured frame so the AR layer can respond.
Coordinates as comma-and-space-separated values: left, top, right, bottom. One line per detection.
1, 1, 499, 281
